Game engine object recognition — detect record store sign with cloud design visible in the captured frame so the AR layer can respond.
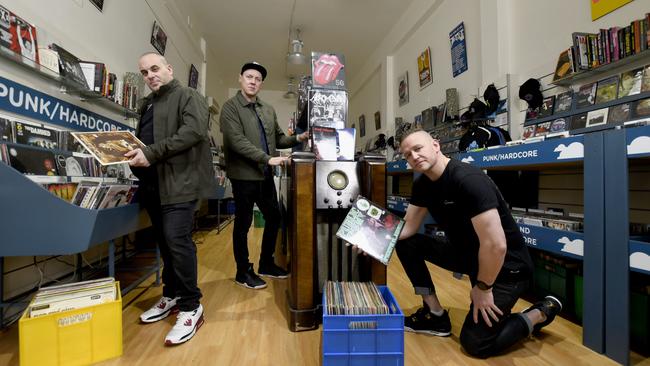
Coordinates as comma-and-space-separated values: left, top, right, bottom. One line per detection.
457, 136, 585, 168
626, 125, 650, 158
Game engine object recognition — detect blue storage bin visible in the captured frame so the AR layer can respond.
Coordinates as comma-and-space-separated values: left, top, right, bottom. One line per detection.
322, 285, 404, 366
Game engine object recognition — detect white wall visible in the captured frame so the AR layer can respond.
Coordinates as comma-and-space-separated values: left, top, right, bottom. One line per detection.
349, 0, 650, 144
349, 68, 381, 150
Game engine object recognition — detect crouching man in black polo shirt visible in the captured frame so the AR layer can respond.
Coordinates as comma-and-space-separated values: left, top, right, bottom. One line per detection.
395, 130, 562, 358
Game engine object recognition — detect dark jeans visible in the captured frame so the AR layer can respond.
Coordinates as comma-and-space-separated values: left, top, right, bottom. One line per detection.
396, 234, 531, 358
143, 195, 201, 311
231, 175, 281, 272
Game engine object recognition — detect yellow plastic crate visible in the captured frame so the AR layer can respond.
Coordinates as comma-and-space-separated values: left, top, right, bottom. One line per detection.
19, 282, 123, 366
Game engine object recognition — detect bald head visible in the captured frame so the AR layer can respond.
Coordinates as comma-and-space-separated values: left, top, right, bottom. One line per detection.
400, 129, 443, 173
140, 52, 168, 65
139, 52, 174, 92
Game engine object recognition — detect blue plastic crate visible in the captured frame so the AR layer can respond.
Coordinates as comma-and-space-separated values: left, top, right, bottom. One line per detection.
322, 285, 404, 366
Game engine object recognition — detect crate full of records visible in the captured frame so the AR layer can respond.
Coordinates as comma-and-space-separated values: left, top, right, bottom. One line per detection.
19, 278, 123, 366
322, 281, 404, 366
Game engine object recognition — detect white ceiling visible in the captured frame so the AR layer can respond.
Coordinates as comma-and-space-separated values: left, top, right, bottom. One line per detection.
177, 0, 415, 91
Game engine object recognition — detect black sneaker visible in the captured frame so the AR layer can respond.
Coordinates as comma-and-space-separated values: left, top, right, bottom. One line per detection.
404, 305, 451, 336
258, 262, 289, 279
235, 264, 267, 289
523, 295, 562, 333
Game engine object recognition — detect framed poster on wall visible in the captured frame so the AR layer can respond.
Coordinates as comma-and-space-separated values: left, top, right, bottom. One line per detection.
374, 111, 381, 130
150, 21, 167, 55
189, 64, 199, 89
89, 0, 104, 12
417, 47, 432, 89
398, 72, 409, 106
591, 0, 632, 21
449, 22, 468, 77
359, 115, 366, 137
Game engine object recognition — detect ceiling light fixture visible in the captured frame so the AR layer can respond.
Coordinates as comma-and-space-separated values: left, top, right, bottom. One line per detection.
283, 77, 298, 99
287, 28, 306, 65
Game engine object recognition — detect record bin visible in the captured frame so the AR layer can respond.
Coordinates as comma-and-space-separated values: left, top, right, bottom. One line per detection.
322, 285, 404, 366
18, 282, 122, 366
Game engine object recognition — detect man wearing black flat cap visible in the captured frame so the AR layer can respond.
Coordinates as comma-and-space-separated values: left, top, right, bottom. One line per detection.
220, 61, 308, 290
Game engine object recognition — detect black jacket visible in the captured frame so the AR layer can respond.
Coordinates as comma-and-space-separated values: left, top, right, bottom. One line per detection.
136, 79, 216, 204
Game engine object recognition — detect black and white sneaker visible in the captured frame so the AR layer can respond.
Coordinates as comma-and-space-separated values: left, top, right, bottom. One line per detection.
523, 295, 563, 333
258, 262, 289, 279
404, 305, 451, 337
140, 296, 180, 323
164, 304, 204, 345
235, 264, 267, 289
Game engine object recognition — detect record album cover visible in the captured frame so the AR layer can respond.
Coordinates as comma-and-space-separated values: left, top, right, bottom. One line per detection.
595, 76, 619, 104
336, 196, 405, 265
50, 44, 89, 89
522, 125, 536, 139
608, 103, 631, 125
618, 67, 643, 98
553, 48, 574, 81
71, 131, 145, 166
641, 65, 650, 93
576, 82, 597, 108
550, 118, 569, 133
0, 5, 39, 63
421, 107, 435, 130
586, 108, 608, 127
308, 89, 347, 129
554, 91, 573, 113
311, 52, 346, 90
397, 72, 409, 106
54, 153, 88, 176
14, 121, 59, 149
534, 121, 552, 136
311, 126, 338, 161
571, 113, 588, 130
7, 145, 57, 175
0, 118, 13, 142
538, 96, 555, 118
632, 98, 650, 119
336, 128, 355, 161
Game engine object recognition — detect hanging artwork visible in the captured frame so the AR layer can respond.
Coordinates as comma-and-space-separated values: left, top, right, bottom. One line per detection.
417, 47, 432, 89
449, 22, 468, 77
189, 64, 199, 89
359, 114, 366, 137
374, 111, 381, 130
398, 71, 409, 106
591, 0, 632, 21
150, 21, 167, 55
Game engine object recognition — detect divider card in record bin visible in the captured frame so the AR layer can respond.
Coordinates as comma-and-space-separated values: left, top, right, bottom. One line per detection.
626, 125, 650, 158
518, 224, 584, 260
386, 159, 410, 173
322, 286, 404, 366
457, 135, 585, 168
630, 240, 650, 275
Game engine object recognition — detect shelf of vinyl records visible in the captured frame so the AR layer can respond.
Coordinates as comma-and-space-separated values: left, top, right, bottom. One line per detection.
0, 142, 138, 209
0, 45, 139, 120
523, 62, 650, 139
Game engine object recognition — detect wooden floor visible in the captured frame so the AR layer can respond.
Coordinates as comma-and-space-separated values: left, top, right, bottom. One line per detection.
1, 223, 648, 366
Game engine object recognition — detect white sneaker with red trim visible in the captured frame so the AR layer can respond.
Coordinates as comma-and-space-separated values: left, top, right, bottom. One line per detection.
164, 304, 204, 345
140, 296, 179, 323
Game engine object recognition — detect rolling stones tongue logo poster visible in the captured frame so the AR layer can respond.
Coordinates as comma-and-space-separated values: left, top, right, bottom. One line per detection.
311, 52, 346, 90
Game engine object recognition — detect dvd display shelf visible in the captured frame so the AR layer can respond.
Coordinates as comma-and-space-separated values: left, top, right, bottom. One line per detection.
0, 161, 155, 328
0, 46, 139, 120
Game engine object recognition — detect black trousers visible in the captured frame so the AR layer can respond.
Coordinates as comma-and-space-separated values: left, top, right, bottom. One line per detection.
231, 175, 281, 272
396, 234, 531, 358
143, 195, 201, 312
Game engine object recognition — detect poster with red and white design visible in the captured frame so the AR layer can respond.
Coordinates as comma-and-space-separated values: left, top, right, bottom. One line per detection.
0, 5, 39, 64
311, 52, 346, 90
